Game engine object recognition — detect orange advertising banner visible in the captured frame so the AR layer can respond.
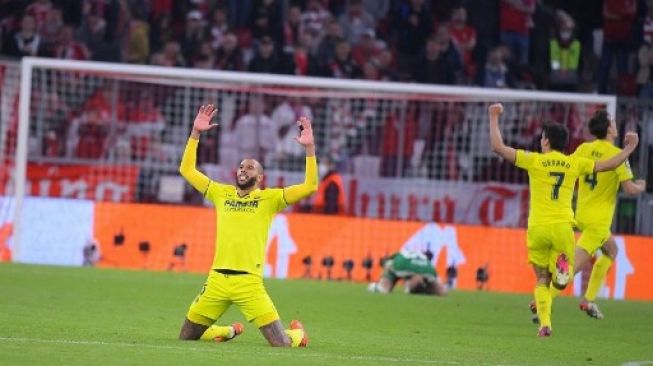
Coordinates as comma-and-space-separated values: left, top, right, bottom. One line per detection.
94, 202, 653, 301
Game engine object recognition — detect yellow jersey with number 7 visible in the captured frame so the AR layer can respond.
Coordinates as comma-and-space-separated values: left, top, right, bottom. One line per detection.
573, 140, 633, 227
515, 150, 595, 226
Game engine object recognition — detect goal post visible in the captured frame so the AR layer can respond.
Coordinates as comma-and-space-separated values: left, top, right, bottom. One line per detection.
9, 56, 617, 263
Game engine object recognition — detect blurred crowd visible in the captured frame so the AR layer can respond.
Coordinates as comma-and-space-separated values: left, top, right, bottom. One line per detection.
2, 0, 653, 96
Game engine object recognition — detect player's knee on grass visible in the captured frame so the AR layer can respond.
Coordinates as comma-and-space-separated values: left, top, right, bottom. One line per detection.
259, 320, 292, 347
179, 318, 210, 340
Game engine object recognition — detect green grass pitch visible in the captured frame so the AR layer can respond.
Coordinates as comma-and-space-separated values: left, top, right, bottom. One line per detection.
1, 263, 652, 366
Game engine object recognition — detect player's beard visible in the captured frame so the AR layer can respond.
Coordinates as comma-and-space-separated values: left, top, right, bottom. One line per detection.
236, 175, 257, 190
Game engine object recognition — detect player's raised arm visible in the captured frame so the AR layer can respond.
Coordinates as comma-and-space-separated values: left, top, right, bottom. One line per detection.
283, 116, 318, 204
179, 104, 220, 194
594, 132, 639, 173
488, 103, 517, 164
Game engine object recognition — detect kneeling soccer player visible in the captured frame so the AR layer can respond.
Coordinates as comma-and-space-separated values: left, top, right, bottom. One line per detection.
367, 250, 447, 296
177, 104, 317, 347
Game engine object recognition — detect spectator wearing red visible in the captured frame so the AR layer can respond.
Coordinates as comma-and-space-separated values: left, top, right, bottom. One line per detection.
351, 29, 384, 68
123, 92, 165, 161
71, 109, 110, 159
54, 25, 90, 60
499, 0, 535, 66
448, 5, 477, 79
597, 0, 637, 94
380, 102, 418, 177
215, 32, 245, 71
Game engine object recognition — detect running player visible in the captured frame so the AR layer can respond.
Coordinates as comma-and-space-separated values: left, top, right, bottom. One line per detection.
530, 110, 646, 322
487, 103, 638, 336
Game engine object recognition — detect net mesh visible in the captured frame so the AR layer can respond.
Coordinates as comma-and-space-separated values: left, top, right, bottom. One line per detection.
4, 61, 653, 281
11, 65, 610, 208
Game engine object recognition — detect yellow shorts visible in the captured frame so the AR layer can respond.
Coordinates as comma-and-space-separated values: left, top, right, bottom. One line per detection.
527, 223, 575, 274
576, 222, 611, 255
187, 270, 279, 328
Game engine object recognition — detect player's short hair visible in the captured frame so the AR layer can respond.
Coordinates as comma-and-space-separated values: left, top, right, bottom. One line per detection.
588, 109, 610, 139
542, 122, 569, 152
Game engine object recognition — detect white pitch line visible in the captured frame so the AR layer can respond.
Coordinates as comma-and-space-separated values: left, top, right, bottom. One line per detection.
0, 337, 521, 366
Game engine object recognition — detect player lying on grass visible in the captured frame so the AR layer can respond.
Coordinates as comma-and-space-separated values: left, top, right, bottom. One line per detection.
367, 250, 447, 296
488, 103, 638, 337
530, 109, 646, 322
178, 104, 318, 347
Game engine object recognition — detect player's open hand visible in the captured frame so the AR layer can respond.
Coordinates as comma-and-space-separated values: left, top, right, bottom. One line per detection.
295, 116, 314, 146
193, 104, 219, 133
488, 103, 504, 118
624, 131, 639, 149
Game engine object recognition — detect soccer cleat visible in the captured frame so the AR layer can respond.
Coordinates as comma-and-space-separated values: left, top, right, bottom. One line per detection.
537, 326, 552, 337
290, 319, 309, 347
529, 300, 540, 325
215, 323, 244, 342
552, 253, 571, 289
579, 300, 604, 320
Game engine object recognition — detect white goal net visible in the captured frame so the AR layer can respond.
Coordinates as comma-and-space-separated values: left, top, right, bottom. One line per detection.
3, 57, 617, 264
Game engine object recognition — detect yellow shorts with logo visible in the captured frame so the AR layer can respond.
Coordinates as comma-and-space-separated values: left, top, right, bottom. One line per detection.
576, 222, 611, 255
527, 223, 575, 274
186, 270, 279, 328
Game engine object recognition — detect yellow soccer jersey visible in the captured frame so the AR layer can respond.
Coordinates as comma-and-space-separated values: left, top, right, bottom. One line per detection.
205, 183, 287, 277
573, 140, 633, 226
515, 150, 595, 226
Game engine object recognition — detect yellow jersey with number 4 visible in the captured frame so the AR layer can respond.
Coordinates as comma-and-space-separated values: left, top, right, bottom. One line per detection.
515, 150, 595, 226
573, 140, 633, 227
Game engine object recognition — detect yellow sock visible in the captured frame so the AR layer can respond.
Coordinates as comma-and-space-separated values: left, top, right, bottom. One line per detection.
534, 284, 552, 329
285, 329, 304, 347
548, 284, 561, 299
200, 325, 233, 341
585, 255, 613, 302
